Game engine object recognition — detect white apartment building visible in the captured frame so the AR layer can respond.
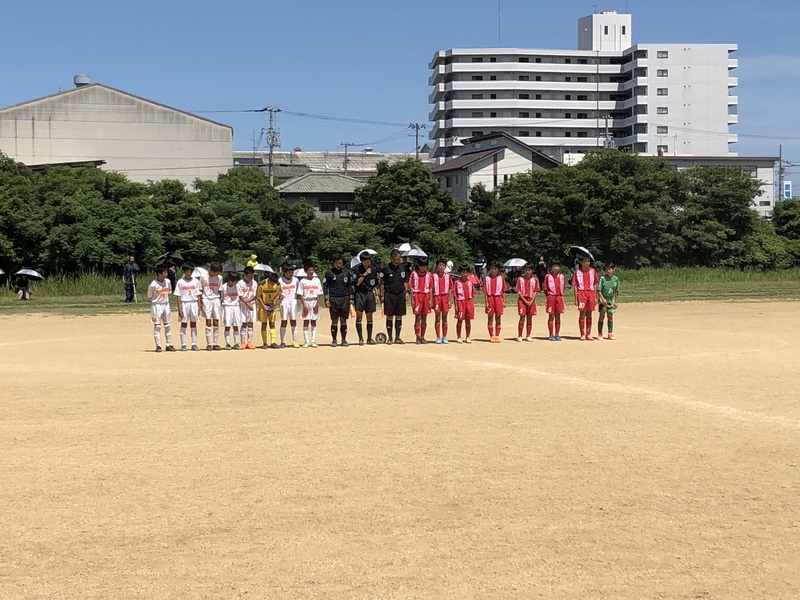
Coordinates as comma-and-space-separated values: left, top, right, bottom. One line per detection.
429, 12, 738, 162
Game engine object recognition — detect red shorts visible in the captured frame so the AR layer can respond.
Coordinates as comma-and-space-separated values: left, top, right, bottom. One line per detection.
433, 294, 450, 313
546, 295, 565, 315
456, 299, 475, 321
518, 298, 537, 317
413, 293, 431, 315
576, 290, 597, 312
485, 295, 505, 316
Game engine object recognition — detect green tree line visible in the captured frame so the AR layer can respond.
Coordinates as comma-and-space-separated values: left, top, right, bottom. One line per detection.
1, 150, 799, 276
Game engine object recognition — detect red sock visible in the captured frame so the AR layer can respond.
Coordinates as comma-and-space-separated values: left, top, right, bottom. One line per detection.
442, 321, 448, 337
518, 321, 524, 337
421, 322, 427, 337
586, 315, 592, 337
526, 320, 532, 337
414, 322, 421, 338
465, 321, 471, 337
435, 322, 441, 338
496, 324, 501, 337
457, 321, 463, 337
555, 319, 561, 336
579, 316, 585, 337
548, 319, 554, 336
488, 323, 495, 337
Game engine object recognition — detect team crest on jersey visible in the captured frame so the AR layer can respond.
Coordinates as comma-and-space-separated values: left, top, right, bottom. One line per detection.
343, 276, 349, 283
401, 272, 406, 279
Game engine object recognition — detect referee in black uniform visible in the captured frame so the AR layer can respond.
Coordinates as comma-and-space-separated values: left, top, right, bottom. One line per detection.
380, 248, 411, 344
323, 253, 353, 347
353, 251, 379, 345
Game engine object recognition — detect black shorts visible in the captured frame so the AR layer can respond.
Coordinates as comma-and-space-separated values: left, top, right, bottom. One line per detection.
354, 291, 376, 314
383, 292, 407, 317
329, 296, 350, 320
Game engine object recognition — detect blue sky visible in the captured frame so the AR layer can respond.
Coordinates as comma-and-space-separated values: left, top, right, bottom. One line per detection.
1, 0, 798, 172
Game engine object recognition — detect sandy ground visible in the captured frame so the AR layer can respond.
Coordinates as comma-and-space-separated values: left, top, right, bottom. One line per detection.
1, 302, 799, 599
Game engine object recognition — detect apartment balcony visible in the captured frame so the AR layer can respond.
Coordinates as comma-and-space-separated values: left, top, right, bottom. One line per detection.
728, 59, 739, 70
621, 58, 648, 72
619, 76, 648, 91
728, 114, 739, 125
728, 77, 739, 87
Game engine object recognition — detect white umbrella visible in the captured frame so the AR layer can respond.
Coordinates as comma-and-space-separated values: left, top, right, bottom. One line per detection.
445, 260, 454, 274
503, 258, 528, 268
402, 247, 427, 258
14, 269, 43, 280
0, 268, 4, 276
350, 250, 378, 268
393, 242, 413, 253
191, 266, 209, 279
294, 268, 307, 279
349, 256, 361, 269
253, 263, 274, 273
570, 246, 595, 261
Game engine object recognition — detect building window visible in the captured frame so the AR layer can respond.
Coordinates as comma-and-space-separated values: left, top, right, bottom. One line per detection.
604, 25, 609, 34
471, 57, 483, 63
519, 93, 530, 99
535, 131, 542, 137
657, 50, 669, 59
565, 58, 572, 64
535, 75, 542, 81
622, 25, 627, 35
320, 202, 336, 213
565, 94, 572, 100
577, 76, 588, 82
657, 88, 669, 95
490, 75, 497, 80
472, 93, 484, 99
578, 58, 588, 64
759, 200, 771, 206
518, 75, 530, 81
519, 57, 529, 63
471, 112, 484, 118
535, 112, 542, 118
565, 132, 572, 137
519, 112, 530, 118
657, 126, 669, 134
519, 131, 530, 137
535, 94, 542, 99
577, 113, 588, 119
445, 177, 452, 187
472, 75, 484, 81
471, 131, 484, 137
657, 144, 669, 154
490, 93, 497, 99
504, 174, 510, 182
657, 69, 668, 77
565, 113, 572, 118
490, 112, 497, 118
634, 123, 648, 134
577, 95, 588, 101
657, 106, 669, 114
535, 57, 542, 63
577, 132, 588, 138
565, 76, 572, 82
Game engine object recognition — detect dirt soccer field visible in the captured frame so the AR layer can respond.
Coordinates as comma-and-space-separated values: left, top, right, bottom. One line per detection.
1, 301, 799, 599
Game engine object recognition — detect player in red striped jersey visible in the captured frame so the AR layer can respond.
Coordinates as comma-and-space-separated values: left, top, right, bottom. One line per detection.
453, 265, 475, 343
409, 258, 434, 344
544, 259, 566, 341
483, 262, 507, 343
433, 259, 452, 344
515, 263, 540, 342
573, 255, 599, 341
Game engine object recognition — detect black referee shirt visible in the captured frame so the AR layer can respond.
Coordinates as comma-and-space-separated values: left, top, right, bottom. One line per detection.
381, 262, 409, 295
323, 267, 353, 298
353, 264, 379, 293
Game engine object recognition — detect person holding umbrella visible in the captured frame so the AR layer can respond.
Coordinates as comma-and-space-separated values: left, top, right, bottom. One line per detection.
16, 274, 31, 301
122, 256, 140, 303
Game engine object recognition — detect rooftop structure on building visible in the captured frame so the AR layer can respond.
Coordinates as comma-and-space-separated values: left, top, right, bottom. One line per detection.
429, 12, 738, 163
0, 77, 233, 186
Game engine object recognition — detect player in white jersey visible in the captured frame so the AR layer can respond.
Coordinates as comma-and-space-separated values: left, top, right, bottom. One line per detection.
238, 266, 259, 350
147, 265, 176, 352
221, 273, 243, 349
199, 262, 223, 351
278, 263, 300, 348
174, 263, 202, 351
296, 263, 323, 348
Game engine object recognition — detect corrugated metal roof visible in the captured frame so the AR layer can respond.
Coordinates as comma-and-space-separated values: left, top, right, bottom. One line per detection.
276, 172, 365, 194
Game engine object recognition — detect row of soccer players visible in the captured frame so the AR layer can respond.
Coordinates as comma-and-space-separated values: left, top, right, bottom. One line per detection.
147, 250, 619, 351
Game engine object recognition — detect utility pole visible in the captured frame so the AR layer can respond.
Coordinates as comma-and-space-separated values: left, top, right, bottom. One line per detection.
410, 123, 427, 159
341, 142, 357, 176
264, 107, 281, 186
604, 115, 610, 148
778, 144, 783, 204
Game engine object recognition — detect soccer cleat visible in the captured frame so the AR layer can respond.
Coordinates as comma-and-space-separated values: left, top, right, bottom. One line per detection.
456, 338, 463, 344
442, 338, 449, 344
607, 333, 615, 340
232, 344, 241, 350
416, 338, 422, 345
580, 336, 587, 341
262, 343, 269, 349
206, 345, 213, 351
166, 345, 177, 352
155, 346, 162, 353
341, 341, 350, 347
213, 345, 222, 351
359, 340, 365, 346
367, 338, 376, 345
585, 335, 595, 341
225, 344, 232, 350
271, 343, 280, 349
597, 334, 604, 340
549, 336, 557, 342
464, 337, 472, 344
435, 338, 442, 344
280, 343, 286, 349
191, 344, 199, 351
491, 336, 501, 343
525, 337, 533, 342
555, 336, 562, 342
303, 342, 309, 348
311, 341, 318, 348
394, 338, 405, 345
181, 345, 188, 352
420, 338, 428, 345
517, 337, 523, 342
331, 340, 338, 348
386, 339, 393, 345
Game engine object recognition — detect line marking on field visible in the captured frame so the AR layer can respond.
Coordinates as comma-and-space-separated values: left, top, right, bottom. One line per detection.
397, 348, 800, 431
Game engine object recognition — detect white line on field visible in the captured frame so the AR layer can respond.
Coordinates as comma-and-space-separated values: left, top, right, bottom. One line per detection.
398, 349, 800, 431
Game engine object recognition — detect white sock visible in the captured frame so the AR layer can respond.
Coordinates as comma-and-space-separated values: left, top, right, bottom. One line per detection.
247, 325, 254, 344
180, 329, 186, 346
292, 324, 298, 342
164, 324, 172, 345
213, 327, 219, 345
154, 323, 161, 347
191, 328, 197, 345
205, 325, 212, 345
224, 329, 231, 345
233, 330, 240, 345
312, 324, 317, 343
303, 326, 309, 344
280, 326, 286, 343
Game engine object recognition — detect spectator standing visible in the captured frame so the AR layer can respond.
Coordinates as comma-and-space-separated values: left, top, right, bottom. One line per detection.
536, 256, 548, 290
123, 255, 140, 303
473, 249, 488, 280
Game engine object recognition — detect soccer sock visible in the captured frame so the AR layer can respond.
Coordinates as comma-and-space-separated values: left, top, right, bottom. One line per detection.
262, 329, 268, 345
548, 319, 554, 336
233, 330, 240, 345
579, 316, 585, 337
249, 325, 255, 344
205, 325, 212, 345
457, 320, 463, 338
526, 319, 532, 337
421, 320, 427, 338
608, 320, 614, 334
304, 325, 309, 344
598, 320, 604, 335
213, 326, 219, 345
414, 321, 421, 339
270, 328, 277, 344
330, 324, 338, 342
224, 329, 231, 345
165, 324, 172, 345
280, 326, 286, 343
367, 322, 373, 340
586, 315, 592, 337
435, 322, 441, 338
496, 323, 501, 337
465, 321, 472, 337
386, 318, 393, 340
191, 327, 197, 345
555, 319, 561, 336
518, 321, 524, 337
394, 319, 402, 339
488, 323, 495, 337
356, 321, 364, 342
292, 324, 298, 342
180, 328, 186, 346
442, 320, 448, 338
312, 324, 317, 343
154, 323, 161, 347
340, 324, 348, 342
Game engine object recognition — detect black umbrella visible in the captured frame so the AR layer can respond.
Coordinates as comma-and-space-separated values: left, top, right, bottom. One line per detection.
223, 263, 246, 273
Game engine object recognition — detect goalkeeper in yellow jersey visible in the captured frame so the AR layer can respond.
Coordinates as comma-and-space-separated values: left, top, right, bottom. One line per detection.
257, 271, 281, 348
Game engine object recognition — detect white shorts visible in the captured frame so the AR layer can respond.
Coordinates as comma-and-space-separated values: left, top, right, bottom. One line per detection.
150, 304, 171, 324
222, 305, 242, 328
240, 303, 257, 324
302, 299, 320, 321
201, 298, 221, 320
281, 297, 298, 321
180, 301, 199, 323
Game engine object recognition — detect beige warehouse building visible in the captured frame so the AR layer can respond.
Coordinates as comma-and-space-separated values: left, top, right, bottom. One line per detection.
0, 77, 232, 186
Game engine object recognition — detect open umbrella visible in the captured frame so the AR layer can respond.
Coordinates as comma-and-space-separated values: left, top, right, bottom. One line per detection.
223, 263, 245, 273
253, 263, 274, 273
14, 269, 44, 280
570, 246, 595, 261
0, 268, 4, 276
402, 247, 427, 258
157, 250, 184, 263
294, 268, 307, 279
503, 258, 528, 268
191, 266, 209, 279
